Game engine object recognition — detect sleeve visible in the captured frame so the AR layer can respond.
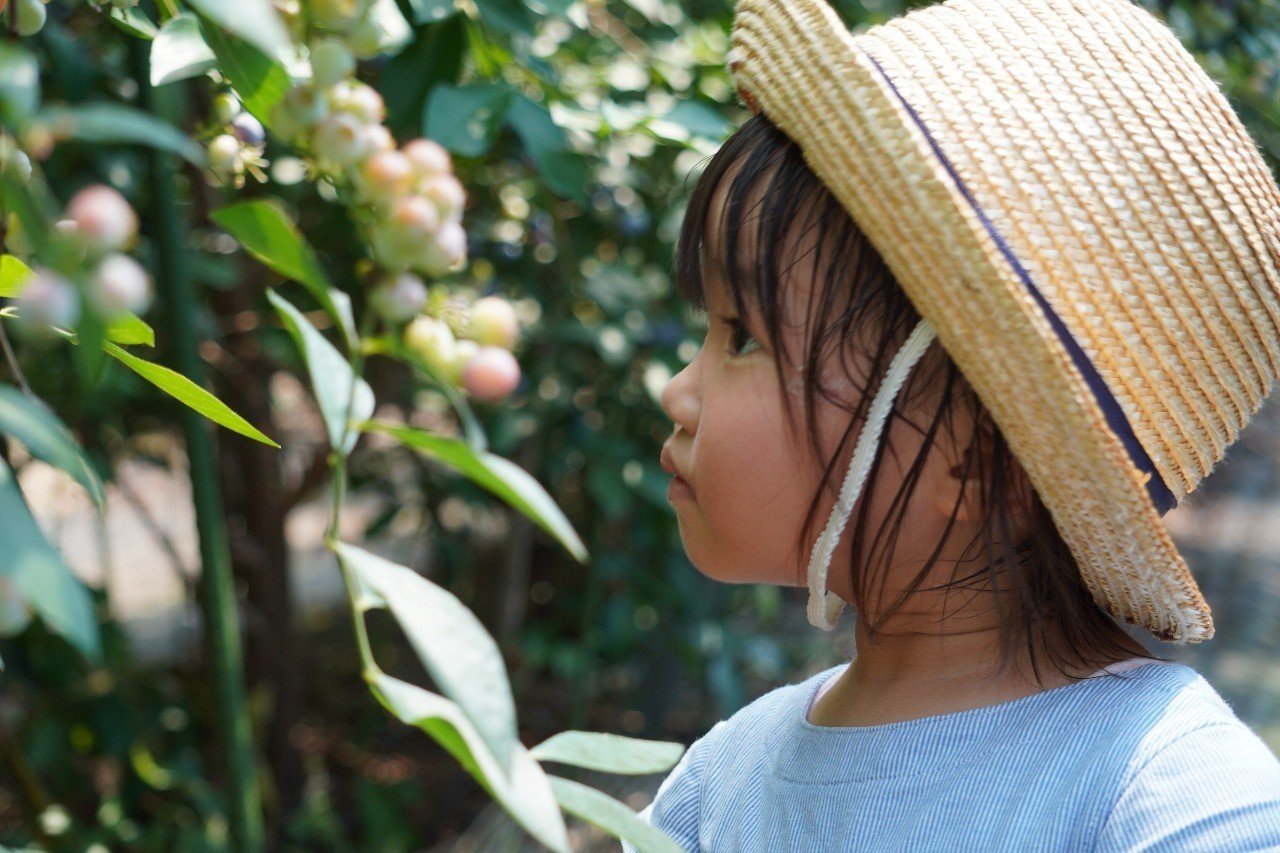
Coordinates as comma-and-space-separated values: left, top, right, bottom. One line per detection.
1094, 720, 1280, 852
620, 720, 728, 853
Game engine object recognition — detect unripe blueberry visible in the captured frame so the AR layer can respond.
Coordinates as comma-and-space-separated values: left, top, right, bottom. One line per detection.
90, 253, 152, 317
212, 92, 241, 125
207, 134, 241, 177
332, 81, 384, 125
272, 84, 330, 143
404, 315, 457, 379
462, 345, 520, 402
447, 337, 479, 386
369, 195, 440, 269
403, 138, 451, 180
65, 184, 138, 254
309, 37, 355, 88
415, 220, 467, 277
17, 268, 80, 329
361, 123, 395, 156
464, 295, 519, 350
312, 112, 367, 168
230, 113, 266, 149
355, 149, 413, 206
15, 0, 45, 37
369, 271, 427, 323
345, 16, 384, 60
419, 173, 465, 224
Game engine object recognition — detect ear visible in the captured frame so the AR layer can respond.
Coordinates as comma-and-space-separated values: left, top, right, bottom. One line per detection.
929, 417, 1035, 525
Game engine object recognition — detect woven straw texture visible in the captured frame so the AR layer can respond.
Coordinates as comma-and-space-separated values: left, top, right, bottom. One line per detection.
728, 0, 1280, 642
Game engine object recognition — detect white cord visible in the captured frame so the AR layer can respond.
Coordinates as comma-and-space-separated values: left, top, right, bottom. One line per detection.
806, 316, 937, 630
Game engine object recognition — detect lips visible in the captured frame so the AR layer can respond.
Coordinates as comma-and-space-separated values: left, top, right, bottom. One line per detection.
660, 444, 693, 492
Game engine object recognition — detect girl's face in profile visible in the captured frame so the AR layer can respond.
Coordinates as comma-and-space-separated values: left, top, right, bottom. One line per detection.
660, 159, 981, 608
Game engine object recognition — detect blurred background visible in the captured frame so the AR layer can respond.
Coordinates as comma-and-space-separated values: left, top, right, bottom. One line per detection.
1, 0, 1279, 849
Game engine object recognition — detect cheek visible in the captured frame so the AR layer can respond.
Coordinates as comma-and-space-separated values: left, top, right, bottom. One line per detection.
687, 379, 818, 585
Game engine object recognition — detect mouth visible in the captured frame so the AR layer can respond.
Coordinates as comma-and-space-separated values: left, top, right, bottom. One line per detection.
660, 444, 696, 499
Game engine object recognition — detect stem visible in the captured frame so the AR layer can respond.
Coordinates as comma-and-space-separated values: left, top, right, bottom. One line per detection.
127, 41, 264, 851
326, 308, 381, 678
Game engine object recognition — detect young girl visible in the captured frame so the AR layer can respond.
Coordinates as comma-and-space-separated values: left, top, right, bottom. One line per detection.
629, 0, 1280, 848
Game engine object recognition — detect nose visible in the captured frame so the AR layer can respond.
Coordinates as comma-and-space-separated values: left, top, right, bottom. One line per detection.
661, 351, 699, 436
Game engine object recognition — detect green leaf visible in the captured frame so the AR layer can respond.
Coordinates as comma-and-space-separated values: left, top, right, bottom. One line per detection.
547, 775, 685, 853
109, 5, 159, 39
102, 341, 281, 448
473, 0, 535, 36
0, 254, 32, 298
361, 420, 588, 564
364, 0, 413, 56
651, 99, 730, 143
369, 673, 570, 853
0, 455, 100, 662
151, 13, 217, 87
210, 200, 356, 347
0, 386, 106, 509
199, 21, 292, 129
265, 289, 371, 455
33, 104, 207, 168
104, 311, 156, 347
0, 42, 39, 127
424, 81, 515, 157
185, 0, 293, 65
505, 95, 587, 199
530, 731, 685, 775
334, 541, 521, 771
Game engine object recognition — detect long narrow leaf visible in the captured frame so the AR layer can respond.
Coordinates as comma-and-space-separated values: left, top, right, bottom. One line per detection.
34, 104, 207, 168
370, 673, 570, 853
361, 420, 588, 563
0, 386, 106, 509
333, 541, 520, 775
265, 289, 371, 455
547, 775, 685, 853
103, 341, 280, 448
212, 200, 355, 347
0, 456, 100, 662
530, 731, 684, 775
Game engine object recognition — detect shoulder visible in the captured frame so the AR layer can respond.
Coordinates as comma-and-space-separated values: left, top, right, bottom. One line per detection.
621, 665, 842, 853
1094, 662, 1280, 851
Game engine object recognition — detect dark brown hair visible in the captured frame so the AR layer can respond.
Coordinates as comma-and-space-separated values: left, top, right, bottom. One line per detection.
674, 113, 1166, 685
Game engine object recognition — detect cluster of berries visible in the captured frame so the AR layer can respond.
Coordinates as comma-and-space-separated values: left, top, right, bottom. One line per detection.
6, 170, 152, 337
206, 94, 269, 189
228, 1, 523, 402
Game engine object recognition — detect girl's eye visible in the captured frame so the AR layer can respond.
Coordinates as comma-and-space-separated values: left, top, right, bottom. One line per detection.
722, 316, 761, 357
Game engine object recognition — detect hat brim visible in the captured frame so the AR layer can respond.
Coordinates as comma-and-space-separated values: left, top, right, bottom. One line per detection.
730, 0, 1213, 642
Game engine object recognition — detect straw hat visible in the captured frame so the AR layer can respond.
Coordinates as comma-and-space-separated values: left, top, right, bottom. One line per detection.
725, 0, 1280, 642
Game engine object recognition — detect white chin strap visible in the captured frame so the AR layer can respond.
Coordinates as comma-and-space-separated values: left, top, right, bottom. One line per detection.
807, 317, 937, 631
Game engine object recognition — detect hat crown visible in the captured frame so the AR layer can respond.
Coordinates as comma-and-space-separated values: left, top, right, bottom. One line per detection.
852, 0, 1280, 503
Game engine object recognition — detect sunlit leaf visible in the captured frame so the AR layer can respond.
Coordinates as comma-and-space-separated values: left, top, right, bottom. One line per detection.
266, 289, 371, 455
104, 311, 156, 347
0, 456, 100, 662
103, 341, 281, 448
185, 0, 293, 65
0, 254, 32, 298
211, 200, 356, 347
548, 775, 685, 853
530, 731, 684, 775
360, 420, 588, 563
199, 21, 292, 128
151, 13, 217, 86
0, 385, 106, 509
333, 540, 520, 773
370, 673, 570, 853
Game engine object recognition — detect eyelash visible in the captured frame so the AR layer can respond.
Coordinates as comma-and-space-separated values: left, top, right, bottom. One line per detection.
720, 315, 760, 357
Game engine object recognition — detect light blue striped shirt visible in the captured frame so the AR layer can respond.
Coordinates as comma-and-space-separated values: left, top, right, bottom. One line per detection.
623, 658, 1280, 851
